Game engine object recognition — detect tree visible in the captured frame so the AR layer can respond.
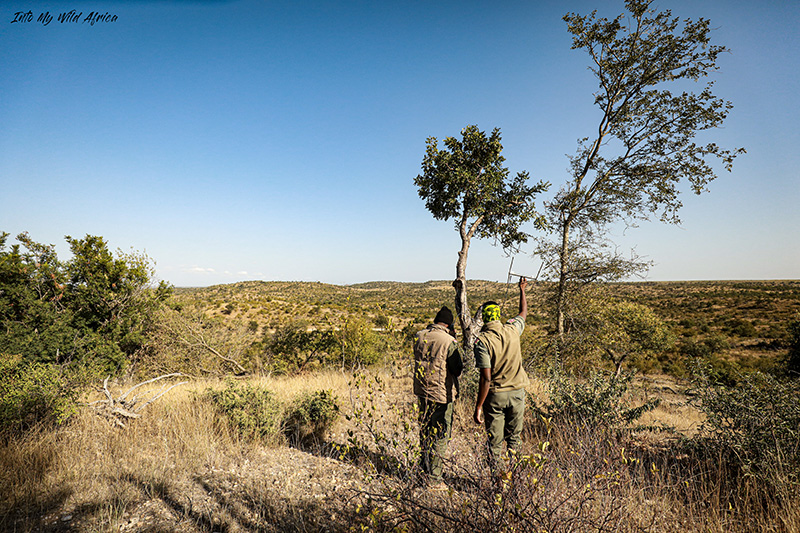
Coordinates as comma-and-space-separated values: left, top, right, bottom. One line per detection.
0, 232, 72, 363
539, 0, 744, 337
0, 232, 170, 372
415, 125, 548, 359
589, 299, 674, 376
267, 320, 337, 375
0, 231, 171, 432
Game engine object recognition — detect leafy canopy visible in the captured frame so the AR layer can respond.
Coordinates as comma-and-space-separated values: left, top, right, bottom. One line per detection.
415, 124, 548, 251
0, 231, 171, 372
540, 0, 745, 337
556, 0, 745, 228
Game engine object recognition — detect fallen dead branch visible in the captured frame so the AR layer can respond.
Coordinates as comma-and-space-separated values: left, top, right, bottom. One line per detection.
89, 373, 188, 427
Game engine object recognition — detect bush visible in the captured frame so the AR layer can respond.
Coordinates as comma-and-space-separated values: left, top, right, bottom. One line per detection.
531, 367, 660, 432
678, 334, 730, 359
265, 321, 336, 375
0, 232, 171, 375
724, 318, 758, 338
338, 317, 384, 369
0, 355, 83, 434
691, 366, 800, 482
205, 380, 283, 443
284, 389, 339, 446
785, 316, 800, 377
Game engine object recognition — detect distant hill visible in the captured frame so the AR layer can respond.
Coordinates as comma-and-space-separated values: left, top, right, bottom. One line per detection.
172, 280, 800, 348
172, 280, 513, 333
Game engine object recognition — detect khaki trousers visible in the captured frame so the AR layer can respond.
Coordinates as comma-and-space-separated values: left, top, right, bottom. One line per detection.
483, 388, 526, 460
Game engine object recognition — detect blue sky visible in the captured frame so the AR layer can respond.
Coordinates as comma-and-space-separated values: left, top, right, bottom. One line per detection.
1, 0, 798, 287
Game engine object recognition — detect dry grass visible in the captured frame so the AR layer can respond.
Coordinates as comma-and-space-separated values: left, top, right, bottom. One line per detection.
2, 370, 798, 532
0, 372, 361, 532
1, 379, 241, 531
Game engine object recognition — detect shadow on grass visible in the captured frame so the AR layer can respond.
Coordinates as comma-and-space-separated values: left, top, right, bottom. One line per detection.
117, 471, 359, 533
0, 487, 74, 533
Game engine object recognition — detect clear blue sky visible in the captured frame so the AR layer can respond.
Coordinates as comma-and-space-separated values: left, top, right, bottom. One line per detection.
2, 0, 798, 287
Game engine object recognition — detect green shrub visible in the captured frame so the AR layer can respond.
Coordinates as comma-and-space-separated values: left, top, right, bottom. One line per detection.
531, 367, 660, 431
264, 321, 337, 375
0, 355, 83, 434
724, 318, 758, 338
337, 317, 384, 369
691, 366, 800, 483
284, 389, 339, 446
785, 316, 800, 377
679, 334, 730, 359
0, 232, 171, 375
205, 379, 283, 443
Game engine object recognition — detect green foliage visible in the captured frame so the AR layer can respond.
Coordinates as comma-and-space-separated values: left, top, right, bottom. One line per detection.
532, 367, 660, 431
415, 125, 548, 357
542, 0, 745, 336
678, 334, 730, 359
692, 366, 800, 482
265, 320, 337, 375
0, 355, 84, 434
337, 317, 384, 370
283, 389, 339, 446
560, 0, 744, 223
373, 313, 391, 329
785, 315, 800, 377
415, 124, 548, 251
0, 232, 171, 375
723, 318, 758, 338
677, 334, 747, 384
568, 298, 674, 375
205, 379, 283, 443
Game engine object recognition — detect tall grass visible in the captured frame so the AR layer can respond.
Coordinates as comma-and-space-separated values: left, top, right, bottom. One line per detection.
0, 372, 350, 532
2, 370, 798, 532
347, 370, 800, 532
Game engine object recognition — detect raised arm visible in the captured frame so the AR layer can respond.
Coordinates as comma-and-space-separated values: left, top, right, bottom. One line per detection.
518, 277, 528, 320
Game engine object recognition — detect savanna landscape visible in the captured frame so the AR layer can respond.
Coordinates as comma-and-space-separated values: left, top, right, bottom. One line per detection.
3, 1, 799, 532
2, 233, 799, 532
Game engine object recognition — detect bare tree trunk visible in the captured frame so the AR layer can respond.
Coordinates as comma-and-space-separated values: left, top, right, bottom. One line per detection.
454, 212, 484, 371
556, 220, 571, 338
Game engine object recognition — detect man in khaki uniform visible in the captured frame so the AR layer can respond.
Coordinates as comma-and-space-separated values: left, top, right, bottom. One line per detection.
413, 306, 463, 487
473, 277, 529, 461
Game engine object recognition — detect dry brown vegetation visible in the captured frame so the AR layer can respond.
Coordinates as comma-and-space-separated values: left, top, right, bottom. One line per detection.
3, 280, 799, 531
3, 368, 797, 532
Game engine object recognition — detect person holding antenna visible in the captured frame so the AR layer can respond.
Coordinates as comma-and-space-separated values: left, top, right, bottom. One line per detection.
473, 277, 529, 469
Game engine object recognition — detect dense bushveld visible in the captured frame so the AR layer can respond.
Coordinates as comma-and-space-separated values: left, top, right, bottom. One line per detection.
167, 279, 800, 379
2, 238, 799, 532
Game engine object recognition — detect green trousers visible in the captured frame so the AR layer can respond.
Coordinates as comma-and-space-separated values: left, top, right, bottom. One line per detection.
483, 388, 526, 460
418, 397, 454, 483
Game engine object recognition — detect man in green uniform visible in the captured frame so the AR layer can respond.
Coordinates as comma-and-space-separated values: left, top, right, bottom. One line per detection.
413, 306, 463, 488
473, 277, 529, 463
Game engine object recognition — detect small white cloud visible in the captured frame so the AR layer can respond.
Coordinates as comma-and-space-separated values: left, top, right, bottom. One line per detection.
237, 271, 248, 276
184, 266, 216, 274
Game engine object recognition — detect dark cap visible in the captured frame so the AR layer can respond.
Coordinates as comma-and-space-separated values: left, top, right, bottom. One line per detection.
434, 306, 454, 326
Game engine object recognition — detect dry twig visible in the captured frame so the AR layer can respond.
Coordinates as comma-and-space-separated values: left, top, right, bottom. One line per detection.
89, 373, 188, 427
